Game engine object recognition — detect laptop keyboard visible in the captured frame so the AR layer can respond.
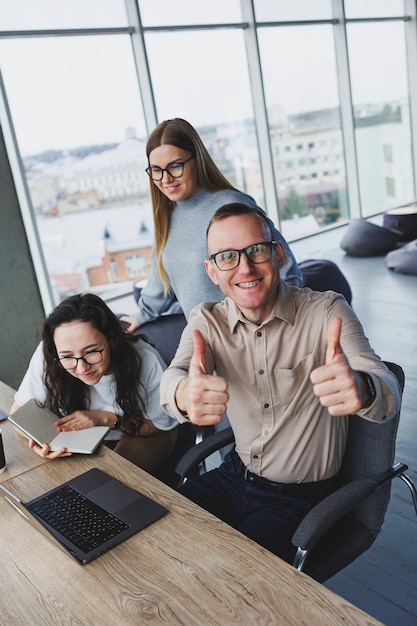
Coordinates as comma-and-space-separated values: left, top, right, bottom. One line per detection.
28, 485, 129, 553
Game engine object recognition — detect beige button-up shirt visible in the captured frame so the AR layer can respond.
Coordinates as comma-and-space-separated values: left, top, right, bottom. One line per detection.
160, 282, 401, 483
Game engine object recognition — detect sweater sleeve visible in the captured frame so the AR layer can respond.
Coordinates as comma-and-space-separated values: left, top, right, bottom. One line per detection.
134, 254, 177, 325
267, 216, 303, 287
137, 340, 178, 430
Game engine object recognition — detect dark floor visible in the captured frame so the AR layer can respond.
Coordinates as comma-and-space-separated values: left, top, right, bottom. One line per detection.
291, 232, 417, 626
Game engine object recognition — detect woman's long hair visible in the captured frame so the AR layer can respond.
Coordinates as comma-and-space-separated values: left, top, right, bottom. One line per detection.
146, 118, 237, 293
41, 293, 147, 436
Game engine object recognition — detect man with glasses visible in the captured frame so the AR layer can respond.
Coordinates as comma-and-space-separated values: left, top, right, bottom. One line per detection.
160, 202, 401, 564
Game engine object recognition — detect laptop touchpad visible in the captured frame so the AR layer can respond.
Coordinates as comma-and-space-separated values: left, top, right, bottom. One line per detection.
88, 480, 140, 512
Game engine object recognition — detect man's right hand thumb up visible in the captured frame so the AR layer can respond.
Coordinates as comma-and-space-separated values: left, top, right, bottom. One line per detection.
189, 329, 208, 376
176, 330, 229, 425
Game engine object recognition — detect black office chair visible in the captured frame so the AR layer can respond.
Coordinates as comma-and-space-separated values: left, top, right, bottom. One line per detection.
137, 312, 187, 367
299, 259, 353, 305
175, 361, 417, 582
133, 313, 214, 486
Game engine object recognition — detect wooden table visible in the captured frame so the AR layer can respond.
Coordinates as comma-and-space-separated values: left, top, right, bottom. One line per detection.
0, 382, 383, 625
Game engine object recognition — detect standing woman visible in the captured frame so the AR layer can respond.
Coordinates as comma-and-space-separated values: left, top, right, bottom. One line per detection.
11, 293, 178, 475
121, 118, 302, 333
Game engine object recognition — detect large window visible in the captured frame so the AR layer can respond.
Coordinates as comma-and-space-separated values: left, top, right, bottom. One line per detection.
139, 0, 242, 25
347, 20, 414, 215
0, 33, 148, 304
0, 0, 128, 29
258, 23, 348, 239
145, 28, 263, 203
0, 0, 416, 311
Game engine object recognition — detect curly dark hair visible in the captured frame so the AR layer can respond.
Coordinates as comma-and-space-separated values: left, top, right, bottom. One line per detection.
41, 293, 148, 436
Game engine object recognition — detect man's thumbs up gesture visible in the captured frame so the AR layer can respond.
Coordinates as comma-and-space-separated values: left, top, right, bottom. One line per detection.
310, 317, 371, 416
175, 330, 229, 425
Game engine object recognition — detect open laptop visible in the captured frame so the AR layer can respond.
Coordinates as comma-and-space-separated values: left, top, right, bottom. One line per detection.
0, 467, 167, 564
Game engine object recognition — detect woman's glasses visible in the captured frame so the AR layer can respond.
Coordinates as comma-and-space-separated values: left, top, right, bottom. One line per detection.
145, 155, 194, 181
58, 343, 107, 370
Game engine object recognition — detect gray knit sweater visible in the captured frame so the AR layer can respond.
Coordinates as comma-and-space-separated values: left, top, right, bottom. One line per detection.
134, 188, 302, 324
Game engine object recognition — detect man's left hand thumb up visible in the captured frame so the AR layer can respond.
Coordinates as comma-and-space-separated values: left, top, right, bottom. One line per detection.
325, 316, 344, 364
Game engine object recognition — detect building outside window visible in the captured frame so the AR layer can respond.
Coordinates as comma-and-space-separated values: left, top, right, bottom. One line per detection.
386, 176, 396, 198
383, 144, 394, 163
125, 253, 147, 279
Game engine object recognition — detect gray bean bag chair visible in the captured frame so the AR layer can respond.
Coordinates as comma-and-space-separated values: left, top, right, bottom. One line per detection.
340, 218, 402, 257
383, 206, 417, 242
386, 239, 417, 276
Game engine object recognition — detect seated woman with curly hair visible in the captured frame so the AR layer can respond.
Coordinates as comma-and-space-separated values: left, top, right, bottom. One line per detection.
10, 293, 178, 475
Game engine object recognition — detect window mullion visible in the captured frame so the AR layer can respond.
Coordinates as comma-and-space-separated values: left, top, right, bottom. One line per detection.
124, 0, 158, 134
240, 0, 280, 227
332, 0, 361, 218
404, 0, 417, 199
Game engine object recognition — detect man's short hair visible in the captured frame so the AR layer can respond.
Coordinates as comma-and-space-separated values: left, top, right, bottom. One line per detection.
206, 203, 273, 241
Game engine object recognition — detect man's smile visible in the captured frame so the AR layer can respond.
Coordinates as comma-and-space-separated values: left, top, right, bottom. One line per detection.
237, 278, 262, 289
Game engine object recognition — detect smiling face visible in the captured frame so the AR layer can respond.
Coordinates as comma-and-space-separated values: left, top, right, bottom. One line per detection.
148, 143, 199, 202
204, 213, 285, 324
53, 320, 111, 386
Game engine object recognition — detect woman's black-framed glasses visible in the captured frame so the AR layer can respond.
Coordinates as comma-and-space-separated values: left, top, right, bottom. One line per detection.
58, 343, 107, 371
145, 155, 194, 181
208, 241, 277, 271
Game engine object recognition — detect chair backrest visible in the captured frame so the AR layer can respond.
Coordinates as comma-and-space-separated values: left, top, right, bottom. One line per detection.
341, 362, 404, 533
136, 313, 213, 487
136, 313, 187, 366
303, 361, 404, 582
299, 259, 353, 305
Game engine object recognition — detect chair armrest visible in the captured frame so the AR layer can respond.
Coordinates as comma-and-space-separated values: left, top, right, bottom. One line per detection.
292, 478, 377, 552
175, 426, 234, 482
377, 461, 408, 486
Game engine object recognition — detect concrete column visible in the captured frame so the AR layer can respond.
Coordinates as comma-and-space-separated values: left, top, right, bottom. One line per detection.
0, 126, 44, 390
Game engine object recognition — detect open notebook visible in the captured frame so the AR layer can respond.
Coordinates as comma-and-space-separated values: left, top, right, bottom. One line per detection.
0, 468, 168, 564
8, 399, 110, 454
